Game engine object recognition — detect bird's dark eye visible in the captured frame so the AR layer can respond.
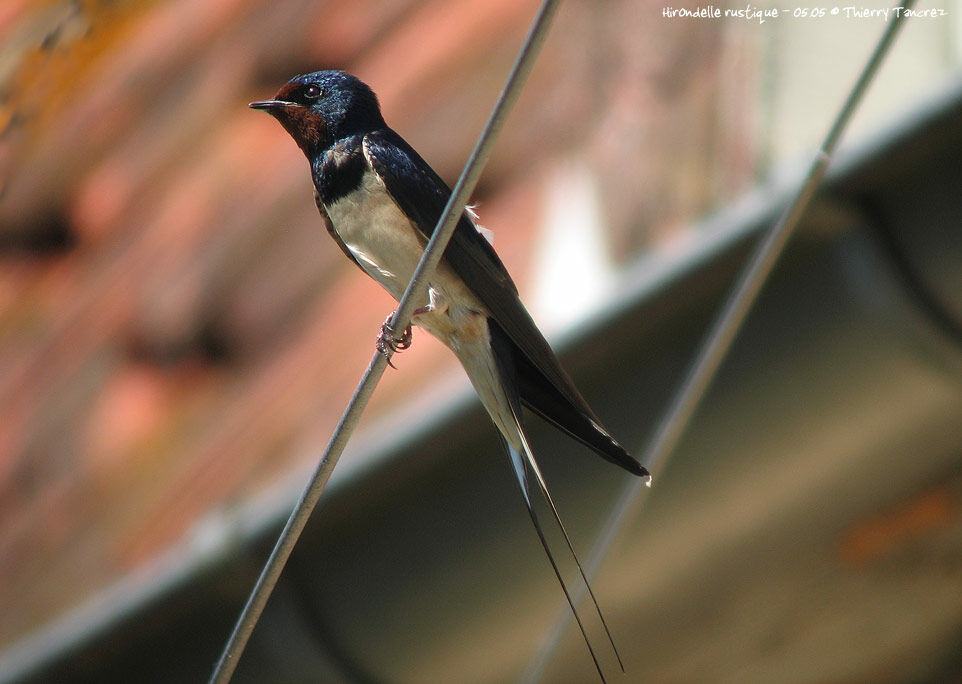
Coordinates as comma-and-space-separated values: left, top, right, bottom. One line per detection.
304, 84, 323, 101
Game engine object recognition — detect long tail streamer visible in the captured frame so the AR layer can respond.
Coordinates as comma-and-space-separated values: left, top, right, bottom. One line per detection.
504, 405, 624, 683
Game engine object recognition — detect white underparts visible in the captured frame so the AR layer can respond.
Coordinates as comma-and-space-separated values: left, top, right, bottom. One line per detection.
325, 167, 490, 355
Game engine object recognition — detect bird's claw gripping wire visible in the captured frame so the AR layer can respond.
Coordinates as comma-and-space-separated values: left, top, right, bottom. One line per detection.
377, 313, 413, 368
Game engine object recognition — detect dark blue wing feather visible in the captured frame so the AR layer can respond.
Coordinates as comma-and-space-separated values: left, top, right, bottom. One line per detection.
362, 129, 646, 476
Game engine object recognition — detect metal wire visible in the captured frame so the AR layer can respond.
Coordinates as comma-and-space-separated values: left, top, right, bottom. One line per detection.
520, 2, 918, 681
207, 1, 562, 682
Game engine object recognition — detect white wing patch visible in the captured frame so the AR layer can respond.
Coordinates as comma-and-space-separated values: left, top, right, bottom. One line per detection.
466, 204, 494, 246
351, 247, 397, 279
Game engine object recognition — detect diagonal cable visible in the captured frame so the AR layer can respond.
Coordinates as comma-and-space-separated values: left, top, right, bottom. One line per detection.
208, 1, 562, 682
520, 1, 917, 682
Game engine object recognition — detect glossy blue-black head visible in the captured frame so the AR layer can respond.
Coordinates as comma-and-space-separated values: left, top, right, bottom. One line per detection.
250, 70, 385, 157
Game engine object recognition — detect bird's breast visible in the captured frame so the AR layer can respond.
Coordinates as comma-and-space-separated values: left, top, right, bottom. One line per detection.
324, 167, 488, 348
325, 168, 424, 301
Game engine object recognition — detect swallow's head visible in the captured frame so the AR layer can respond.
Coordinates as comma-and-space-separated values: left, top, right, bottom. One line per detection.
250, 70, 384, 157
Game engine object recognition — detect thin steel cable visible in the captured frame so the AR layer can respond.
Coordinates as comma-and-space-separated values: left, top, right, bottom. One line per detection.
207, 1, 562, 682
520, 3, 917, 682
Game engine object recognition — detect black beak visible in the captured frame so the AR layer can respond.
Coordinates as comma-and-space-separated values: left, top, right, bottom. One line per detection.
249, 100, 297, 111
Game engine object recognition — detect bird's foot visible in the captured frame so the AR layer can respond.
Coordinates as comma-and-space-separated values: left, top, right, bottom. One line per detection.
377, 313, 413, 368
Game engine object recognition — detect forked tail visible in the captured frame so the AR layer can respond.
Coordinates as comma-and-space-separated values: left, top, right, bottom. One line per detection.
480, 318, 625, 681
502, 409, 625, 683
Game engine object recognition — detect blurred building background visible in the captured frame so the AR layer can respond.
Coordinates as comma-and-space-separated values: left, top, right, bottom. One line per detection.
0, 0, 960, 681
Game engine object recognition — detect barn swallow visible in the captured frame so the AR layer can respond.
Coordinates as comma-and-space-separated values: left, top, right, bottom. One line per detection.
251, 70, 650, 681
